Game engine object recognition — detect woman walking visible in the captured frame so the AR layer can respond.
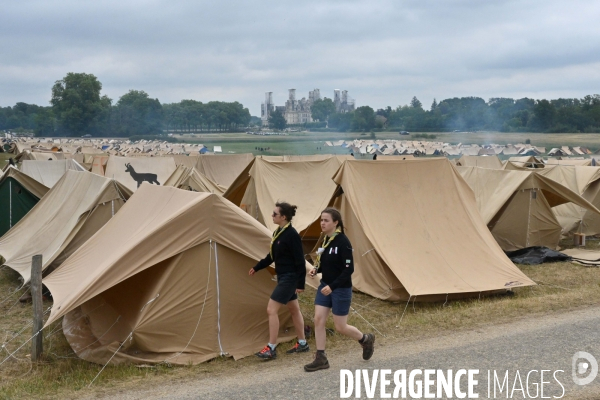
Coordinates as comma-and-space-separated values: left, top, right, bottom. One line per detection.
249, 202, 309, 360
304, 207, 375, 372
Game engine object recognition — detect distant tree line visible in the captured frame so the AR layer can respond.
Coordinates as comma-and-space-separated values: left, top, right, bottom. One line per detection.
0, 72, 251, 137
272, 94, 600, 133
3, 72, 600, 136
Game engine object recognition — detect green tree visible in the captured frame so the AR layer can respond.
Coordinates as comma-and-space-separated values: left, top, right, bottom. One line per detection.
352, 106, 375, 131
114, 90, 163, 136
430, 98, 438, 111
51, 73, 111, 136
311, 98, 336, 122
34, 108, 55, 136
268, 109, 287, 130
410, 96, 423, 109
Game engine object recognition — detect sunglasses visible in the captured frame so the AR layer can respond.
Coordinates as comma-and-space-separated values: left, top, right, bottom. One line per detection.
272, 212, 280, 217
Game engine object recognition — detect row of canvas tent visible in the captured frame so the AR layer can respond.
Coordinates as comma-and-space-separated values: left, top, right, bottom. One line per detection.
453, 155, 600, 245
1, 155, 595, 366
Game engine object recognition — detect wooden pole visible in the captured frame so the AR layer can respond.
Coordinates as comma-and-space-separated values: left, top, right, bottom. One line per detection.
31, 254, 43, 362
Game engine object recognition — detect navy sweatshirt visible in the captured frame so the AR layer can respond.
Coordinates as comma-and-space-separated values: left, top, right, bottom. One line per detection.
253, 224, 306, 290
316, 233, 353, 290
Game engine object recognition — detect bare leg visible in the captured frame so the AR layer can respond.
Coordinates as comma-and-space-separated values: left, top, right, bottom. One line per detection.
266, 299, 283, 344
314, 305, 330, 350
333, 314, 363, 340
286, 299, 306, 341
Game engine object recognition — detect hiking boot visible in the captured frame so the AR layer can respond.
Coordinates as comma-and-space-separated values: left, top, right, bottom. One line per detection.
360, 333, 375, 360
286, 341, 310, 354
256, 345, 277, 360
304, 352, 330, 372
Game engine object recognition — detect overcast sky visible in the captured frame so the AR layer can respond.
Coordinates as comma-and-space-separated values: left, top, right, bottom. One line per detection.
2, 0, 599, 115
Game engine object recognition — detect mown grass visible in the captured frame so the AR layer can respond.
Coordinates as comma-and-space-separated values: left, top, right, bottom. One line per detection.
1, 250, 600, 398
172, 131, 600, 155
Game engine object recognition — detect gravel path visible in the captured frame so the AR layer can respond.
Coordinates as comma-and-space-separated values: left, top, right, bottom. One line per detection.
88, 306, 600, 399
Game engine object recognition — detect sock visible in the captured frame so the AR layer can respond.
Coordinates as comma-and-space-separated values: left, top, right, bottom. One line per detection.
298, 339, 307, 346
316, 349, 326, 355
358, 334, 366, 344
268, 343, 277, 351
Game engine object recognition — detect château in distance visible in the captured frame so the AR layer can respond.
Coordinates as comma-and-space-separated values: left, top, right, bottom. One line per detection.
261, 89, 355, 126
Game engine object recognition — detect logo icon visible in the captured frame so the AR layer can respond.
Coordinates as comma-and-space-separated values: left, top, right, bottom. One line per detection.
572, 351, 598, 385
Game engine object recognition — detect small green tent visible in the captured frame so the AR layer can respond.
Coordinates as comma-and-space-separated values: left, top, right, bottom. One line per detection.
0, 166, 49, 237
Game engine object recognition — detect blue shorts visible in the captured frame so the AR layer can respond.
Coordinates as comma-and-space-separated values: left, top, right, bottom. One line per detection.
314, 281, 352, 316
270, 273, 298, 304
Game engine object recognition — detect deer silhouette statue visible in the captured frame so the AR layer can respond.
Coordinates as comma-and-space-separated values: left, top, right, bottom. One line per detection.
125, 163, 160, 188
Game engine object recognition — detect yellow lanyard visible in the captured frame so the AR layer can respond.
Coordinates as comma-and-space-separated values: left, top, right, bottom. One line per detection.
270, 222, 291, 259
315, 228, 341, 270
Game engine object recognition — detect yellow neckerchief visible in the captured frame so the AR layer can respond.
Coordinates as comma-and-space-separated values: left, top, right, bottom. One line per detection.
270, 222, 291, 259
315, 227, 342, 270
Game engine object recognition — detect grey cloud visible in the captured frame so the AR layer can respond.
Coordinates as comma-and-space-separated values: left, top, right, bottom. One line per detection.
1, 0, 599, 115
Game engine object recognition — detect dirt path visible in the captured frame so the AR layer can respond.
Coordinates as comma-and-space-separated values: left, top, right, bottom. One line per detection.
84, 306, 600, 399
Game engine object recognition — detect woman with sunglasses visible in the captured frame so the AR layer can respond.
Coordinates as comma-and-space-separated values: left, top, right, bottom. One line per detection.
249, 202, 308, 360
304, 207, 375, 372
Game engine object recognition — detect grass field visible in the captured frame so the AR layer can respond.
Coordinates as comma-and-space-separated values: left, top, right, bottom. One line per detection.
1, 247, 600, 398
172, 131, 600, 156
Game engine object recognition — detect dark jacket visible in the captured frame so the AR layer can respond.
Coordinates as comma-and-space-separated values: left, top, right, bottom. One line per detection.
253, 224, 306, 290
316, 233, 353, 290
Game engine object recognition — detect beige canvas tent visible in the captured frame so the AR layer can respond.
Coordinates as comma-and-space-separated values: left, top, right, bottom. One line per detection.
0, 170, 132, 283
306, 159, 535, 302
194, 154, 254, 188
43, 184, 298, 365
164, 165, 226, 194
224, 157, 344, 251
457, 166, 600, 250
504, 156, 545, 170
536, 165, 600, 236
20, 159, 86, 188
91, 155, 110, 176
104, 156, 176, 192
455, 155, 503, 169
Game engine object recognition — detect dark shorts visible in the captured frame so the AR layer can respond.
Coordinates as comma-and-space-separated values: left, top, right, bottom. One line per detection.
314, 281, 352, 316
270, 273, 298, 304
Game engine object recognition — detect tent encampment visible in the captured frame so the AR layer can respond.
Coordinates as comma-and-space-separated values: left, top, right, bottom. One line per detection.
306, 159, 536, 301
0, 170, 132, 283
0, 166, 49, 237
43, 184, 298, 365
457, 166, 600, 250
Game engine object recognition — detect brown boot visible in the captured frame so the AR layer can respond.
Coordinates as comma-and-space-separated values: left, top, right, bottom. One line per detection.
360, 333, 375, 360
304, 351, 330, 372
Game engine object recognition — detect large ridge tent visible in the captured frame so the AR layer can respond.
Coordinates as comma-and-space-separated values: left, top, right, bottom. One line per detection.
0, 170, 132, 283
224, 157, 345, 251
455, 155, 503, 169
164, 165, 226, 194
0, 166, 49, 237
20, 159, 86, 188
104, 156, 177, 192
194, 154, 255, 189
307, 159, 536, 302
536, 165, 600, 237
457, 166, 600, 251
43, 184, 297, 365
